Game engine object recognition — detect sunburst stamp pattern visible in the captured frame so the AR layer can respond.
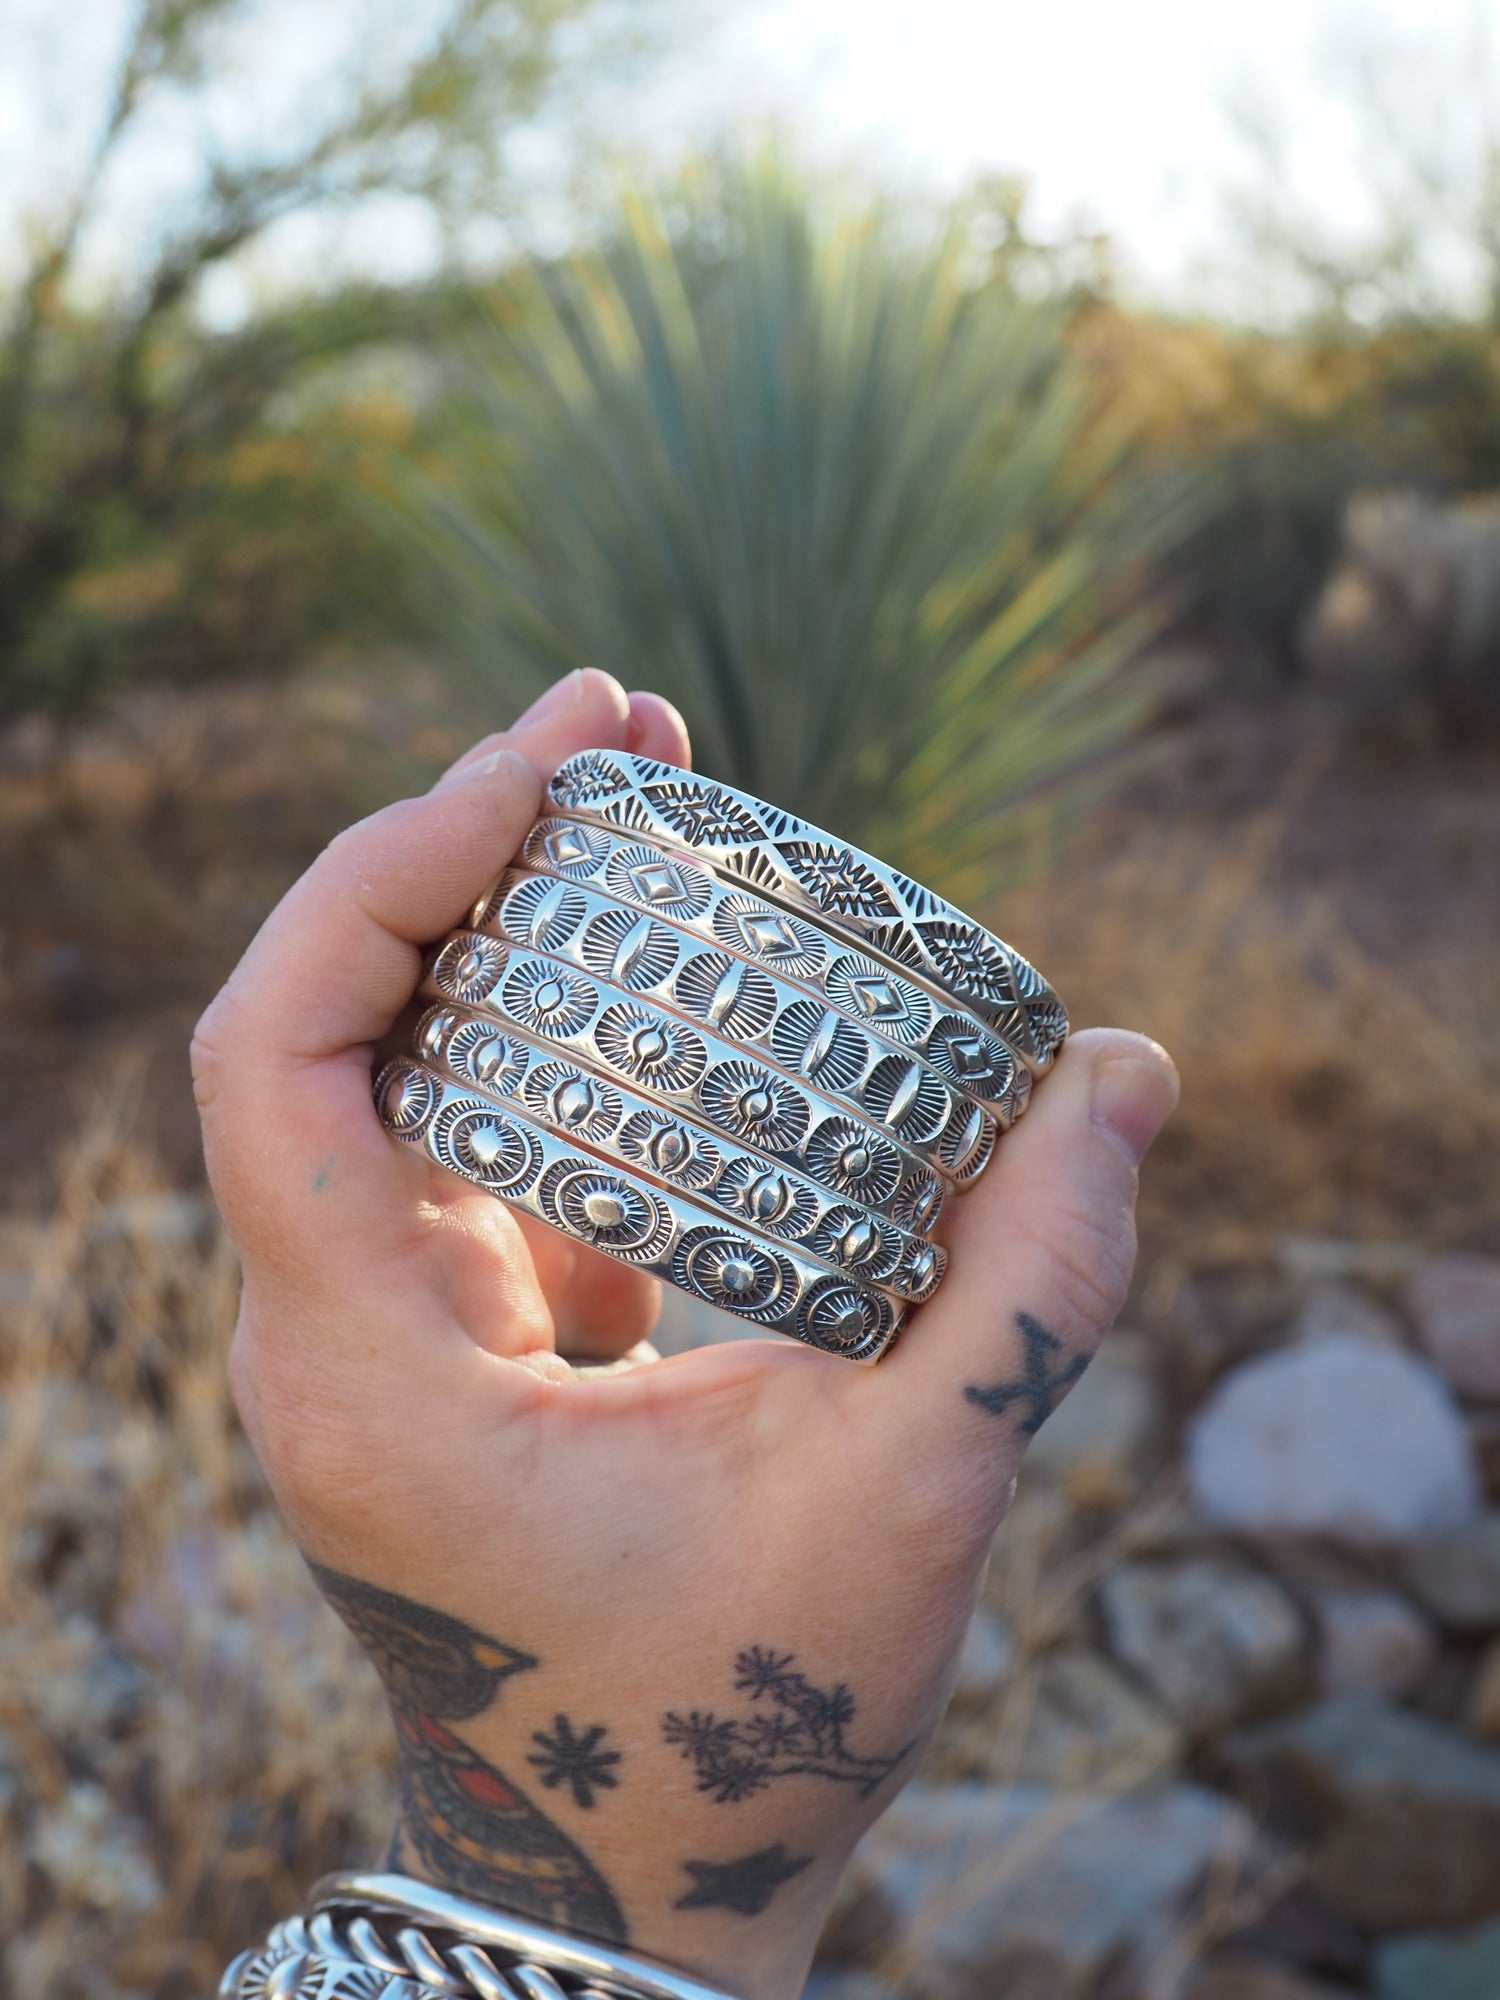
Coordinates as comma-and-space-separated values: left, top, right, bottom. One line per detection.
376, 1064, 912, 1356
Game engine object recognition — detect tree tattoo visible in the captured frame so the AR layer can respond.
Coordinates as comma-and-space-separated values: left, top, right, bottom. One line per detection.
527, 1715, 622, 1809
308, 1566, 626, 1945
662, 1647, 906, 1804
963, 1311, 1090, 1433
675, 1843, 813, 1917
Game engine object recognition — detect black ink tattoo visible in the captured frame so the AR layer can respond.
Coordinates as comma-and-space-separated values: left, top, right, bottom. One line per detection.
308, 1565, 626, 1945
662, 1647, 906, 1804
309, 1564, 536, 1717
963, 1311, 1090, 1433
527, 1714, 622, 1809
675, 1843, 813, 1917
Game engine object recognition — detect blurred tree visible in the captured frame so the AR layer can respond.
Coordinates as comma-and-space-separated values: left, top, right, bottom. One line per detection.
394, 158, 1197, 894
0, 0, 670, 723
1219, 14, 1500, 329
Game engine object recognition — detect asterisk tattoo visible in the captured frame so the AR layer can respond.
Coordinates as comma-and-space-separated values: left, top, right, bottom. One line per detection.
526, 1715, 622, 1810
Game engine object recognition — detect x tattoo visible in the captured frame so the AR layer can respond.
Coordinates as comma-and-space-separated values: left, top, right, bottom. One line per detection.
963, 1312, 1091, 1434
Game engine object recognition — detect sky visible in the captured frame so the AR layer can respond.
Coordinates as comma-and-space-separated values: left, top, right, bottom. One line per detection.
0, 0, 1494, 314
629, 0, 1493, 304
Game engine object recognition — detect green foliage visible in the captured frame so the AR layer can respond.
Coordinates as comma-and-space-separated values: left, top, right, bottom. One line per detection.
1115, 314, 1500, 681
0, 0, 664, 725
397, 159, 1197, 892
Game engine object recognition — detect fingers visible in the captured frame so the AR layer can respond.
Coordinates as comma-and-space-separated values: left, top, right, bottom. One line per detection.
192, 672, 664, 1295
873, 1028, 1178, 1496
434, 674, 691, 789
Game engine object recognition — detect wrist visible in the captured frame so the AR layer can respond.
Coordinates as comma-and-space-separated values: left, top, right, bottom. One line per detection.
388, 1772, 844, 2000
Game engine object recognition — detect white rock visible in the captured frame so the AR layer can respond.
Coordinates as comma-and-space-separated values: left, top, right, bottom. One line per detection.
1313, 1588, 1436, 1699
949, 1607, 1014, 1710
1187, 1335, 1482, 1546
857, 1782, 1267, 2000
1098, 1558, 1307, 1735
1290, 1281, 1406, 1347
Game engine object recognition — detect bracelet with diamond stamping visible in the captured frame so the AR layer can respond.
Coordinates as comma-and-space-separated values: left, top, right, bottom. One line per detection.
420, 934, 993, 1190
544, 748, 1067, 1069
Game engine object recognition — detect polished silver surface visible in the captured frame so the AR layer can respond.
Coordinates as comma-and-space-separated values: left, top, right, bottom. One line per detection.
223, 1873, 735, 2000
414, 1001, 947, 1302
379, 1058, 907, 1362
480, 843, 1031, 1125
421, 932, 994, 1191
545, 748, 1067, 1069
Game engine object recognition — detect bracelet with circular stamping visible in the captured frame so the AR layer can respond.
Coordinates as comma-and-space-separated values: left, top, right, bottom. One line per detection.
482, 836, 1032, 1126
413, 1000, 948, 1301
544, 748, 1067, 1069
421, 932, 994, 1192
379, 1058, 908, 1361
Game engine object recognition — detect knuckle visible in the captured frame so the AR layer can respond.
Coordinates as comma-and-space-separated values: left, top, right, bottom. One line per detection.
1016, 1187, 1137, 1336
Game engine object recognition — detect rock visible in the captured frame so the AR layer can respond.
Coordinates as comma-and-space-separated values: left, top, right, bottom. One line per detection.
1277, 1236, 1424, 1288
1097, 1558, 1307, 1736
1017, 1648, 1181, 1791
816, 1851, 900, 1966
949, 1647, 1182, 1792
802, 1973, 902, 2000
1470, 1642, 1500, 1742
90, 1191, 215, 1251
1291, 1281, 1407, 1348
1313, 1589, 1436, 1700
856, 1781, 1266, 2000
1470, 1409, 1500, 1499
1374, 1917, 1500, 2000
1408, 1254, 1500, 1401
949, 1607, 1014, 1711
1222, 1697, 1500, 1930
1400, 1516, 1500, 1634
1186, 1336, 1482, 1545
1183, 1955, 1353, 2000
1021, 1331, 1168, 1508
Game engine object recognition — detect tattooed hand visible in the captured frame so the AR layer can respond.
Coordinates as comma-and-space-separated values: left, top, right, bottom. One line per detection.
192, 668, 1178, 2000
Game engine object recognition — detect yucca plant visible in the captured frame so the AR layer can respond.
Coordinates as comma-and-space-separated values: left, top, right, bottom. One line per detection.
398, 157, 1197, 898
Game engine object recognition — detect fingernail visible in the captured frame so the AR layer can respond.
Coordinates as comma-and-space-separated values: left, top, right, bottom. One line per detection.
511, 670, 583, 732
1090, 1048, 1179, 1167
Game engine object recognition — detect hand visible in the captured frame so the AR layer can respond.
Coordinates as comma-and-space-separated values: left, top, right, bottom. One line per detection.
192, 668, 1178, 2000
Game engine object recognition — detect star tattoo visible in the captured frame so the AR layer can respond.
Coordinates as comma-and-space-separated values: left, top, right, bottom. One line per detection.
526, 1714, 622, 1809
963, 1311, 1090, 1434
674, 1843, 813, 1917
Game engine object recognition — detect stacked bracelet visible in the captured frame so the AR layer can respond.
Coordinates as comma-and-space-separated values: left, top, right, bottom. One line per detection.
221, 1872, 735, 2000
376, 750, 1066, 1363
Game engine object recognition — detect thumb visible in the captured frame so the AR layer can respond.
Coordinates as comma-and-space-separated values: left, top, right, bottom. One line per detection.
872, 1027, 1178, 1482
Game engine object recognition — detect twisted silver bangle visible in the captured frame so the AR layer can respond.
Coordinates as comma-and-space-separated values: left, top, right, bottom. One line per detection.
221, 1870, 735, 2000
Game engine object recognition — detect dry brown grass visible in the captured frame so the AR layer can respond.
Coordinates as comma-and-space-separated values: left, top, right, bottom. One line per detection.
1001, 782, 1500, 1266
0, 1072, 392, 2000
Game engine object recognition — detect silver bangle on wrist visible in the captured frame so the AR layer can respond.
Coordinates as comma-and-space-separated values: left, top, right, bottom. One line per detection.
221, 1871, 737, 2000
